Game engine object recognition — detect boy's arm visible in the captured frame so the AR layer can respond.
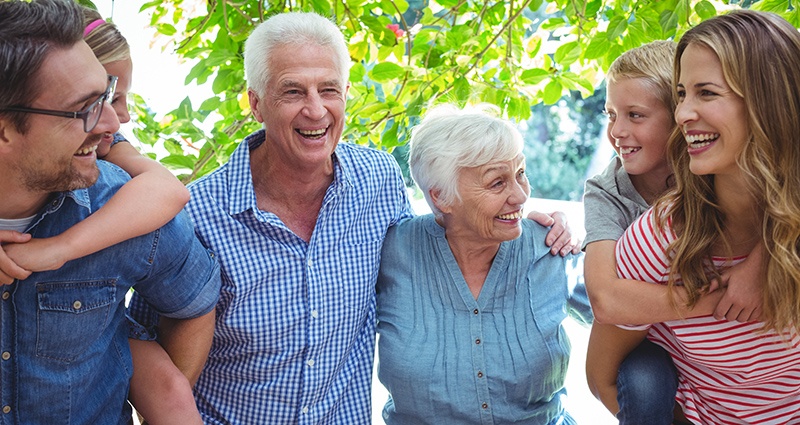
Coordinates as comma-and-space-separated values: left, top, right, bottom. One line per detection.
586, 323, 648, 415
3, 142, 190, 272
585, 240, 723, 324
712, 241, 765, 322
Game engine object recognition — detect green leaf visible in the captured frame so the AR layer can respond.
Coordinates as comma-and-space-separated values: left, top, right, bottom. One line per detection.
521, 68, 551, 85
694, 1, 716, 20
453, 77, 470, 103
199, 97, 222, 112
606, 15, 628, 40
155, 23, 177, 36
543, 79, 563, 105
554, 41, 581, 67
160, 153, 197, 171
370, 62, 405, 82
750, 0, 791, 13
585, 33, 611, 60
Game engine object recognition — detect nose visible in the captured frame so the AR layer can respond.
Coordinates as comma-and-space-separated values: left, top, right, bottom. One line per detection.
95, 102, 120, 135
509, 178, 530, 205
113, 101, 130, 124
608, 119, 627, 142
302, 91, 326, 120
674, 98, 697, 126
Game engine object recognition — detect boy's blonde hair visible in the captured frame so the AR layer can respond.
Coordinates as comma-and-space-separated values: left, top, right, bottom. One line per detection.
606, 40, 677, 122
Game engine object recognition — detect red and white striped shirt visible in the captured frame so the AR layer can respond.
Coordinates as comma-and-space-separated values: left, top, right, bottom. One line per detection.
616, 208, 800, 425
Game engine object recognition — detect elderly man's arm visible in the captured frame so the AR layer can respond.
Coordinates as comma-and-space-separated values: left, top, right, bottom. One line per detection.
158, 310, 216, 386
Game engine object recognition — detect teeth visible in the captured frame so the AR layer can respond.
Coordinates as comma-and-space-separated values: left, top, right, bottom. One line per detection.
685, 133, 719, 148
75, 145, 98, 156
619, 146, 640, 155
298, 128, 326, 138
497, 211, 522, 220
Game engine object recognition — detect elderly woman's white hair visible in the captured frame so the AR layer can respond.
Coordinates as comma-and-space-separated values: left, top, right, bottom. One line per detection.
409, 104, 525, 216
244, 12, 351, 97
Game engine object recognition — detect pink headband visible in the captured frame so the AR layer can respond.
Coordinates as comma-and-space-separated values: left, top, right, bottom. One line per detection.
83, 19, 105, 37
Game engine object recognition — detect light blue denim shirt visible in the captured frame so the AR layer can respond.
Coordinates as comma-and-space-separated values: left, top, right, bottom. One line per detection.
376, 215, 592, 425
0, 161, 221, 425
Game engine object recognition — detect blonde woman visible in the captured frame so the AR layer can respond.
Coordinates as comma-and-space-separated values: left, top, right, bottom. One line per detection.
591, 10, 800, 424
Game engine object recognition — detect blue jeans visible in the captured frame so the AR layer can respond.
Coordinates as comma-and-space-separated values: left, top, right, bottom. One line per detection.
616, 339, 679, 425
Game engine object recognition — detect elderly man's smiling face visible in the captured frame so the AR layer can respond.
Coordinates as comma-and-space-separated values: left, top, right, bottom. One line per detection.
249, 43, 349, 171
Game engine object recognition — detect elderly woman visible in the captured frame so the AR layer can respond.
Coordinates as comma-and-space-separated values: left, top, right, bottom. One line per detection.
376, 105, 592, 424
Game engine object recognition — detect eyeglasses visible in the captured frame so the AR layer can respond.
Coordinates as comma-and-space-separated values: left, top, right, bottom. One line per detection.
1, 75, 118, 133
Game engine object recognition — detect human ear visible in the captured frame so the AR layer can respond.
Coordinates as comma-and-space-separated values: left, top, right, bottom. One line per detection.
248, 88, 265, 123
430, 189, 451, 214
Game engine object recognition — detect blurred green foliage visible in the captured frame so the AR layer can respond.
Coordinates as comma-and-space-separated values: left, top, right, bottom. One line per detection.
124, 0, 797, 199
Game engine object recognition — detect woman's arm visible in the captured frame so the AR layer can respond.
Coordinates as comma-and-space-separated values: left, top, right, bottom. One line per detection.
129, 339, 203, 425
585, 323, 648, 414
585, 240, 723, 324
3, 141, 190, 271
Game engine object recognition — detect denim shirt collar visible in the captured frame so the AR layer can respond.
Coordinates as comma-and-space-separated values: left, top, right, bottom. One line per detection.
27, 188, 92, 232
226, 129, 353, 216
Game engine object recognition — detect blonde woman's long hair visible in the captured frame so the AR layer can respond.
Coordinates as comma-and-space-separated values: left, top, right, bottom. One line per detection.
654, 9, 800, 333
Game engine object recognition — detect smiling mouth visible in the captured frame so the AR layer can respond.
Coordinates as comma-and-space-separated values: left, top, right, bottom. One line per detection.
685, 132, 720, 148
297, 128, 328, 139
497, 211, 522, 220
75, 145, 98, 156
619, 146, 640, 155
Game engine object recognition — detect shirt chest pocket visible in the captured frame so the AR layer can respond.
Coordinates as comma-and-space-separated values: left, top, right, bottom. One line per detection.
36, 280, 117, 362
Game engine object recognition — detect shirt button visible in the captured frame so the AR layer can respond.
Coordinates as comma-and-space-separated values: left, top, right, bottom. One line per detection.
311, 310, 319, 318
1, 352, 9, 361
475, 339, 481, 345
2, 292, 8, 300
473, 309, 479, 315
477, 371, 483, 378
307, 359, 315, 366
72, 300, 82, 310
2, 406, 10, 414
481, 403, 488, 409
301, 407, 309, 414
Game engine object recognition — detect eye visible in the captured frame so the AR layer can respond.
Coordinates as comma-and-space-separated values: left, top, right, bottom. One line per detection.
676, 88, 686, 100
491, 179, 505, 189
700, 89, 717, 97
517, 169, 526, 178
629, 112, 643, 119
603, 110, 616, 122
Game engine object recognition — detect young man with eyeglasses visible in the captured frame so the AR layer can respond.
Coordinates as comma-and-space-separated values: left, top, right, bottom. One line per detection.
0, 1, 221, 423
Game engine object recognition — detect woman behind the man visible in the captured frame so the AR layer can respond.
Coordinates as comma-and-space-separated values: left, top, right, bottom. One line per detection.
376, 104, 592, 424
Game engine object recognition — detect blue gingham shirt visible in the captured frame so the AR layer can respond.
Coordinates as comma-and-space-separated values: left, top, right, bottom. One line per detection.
163, 129, 411, 424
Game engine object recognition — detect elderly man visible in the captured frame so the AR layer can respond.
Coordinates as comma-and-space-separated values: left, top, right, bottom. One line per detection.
132, 11, 576, 425
132, 12, 414, 424
0, 1, 220, 423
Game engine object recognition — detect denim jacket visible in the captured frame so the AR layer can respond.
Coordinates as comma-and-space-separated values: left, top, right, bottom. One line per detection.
0, 161, 221, 425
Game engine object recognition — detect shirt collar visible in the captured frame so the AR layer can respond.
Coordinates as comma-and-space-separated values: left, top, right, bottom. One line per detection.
226, 129, 353, 216
27, 188, 92, 231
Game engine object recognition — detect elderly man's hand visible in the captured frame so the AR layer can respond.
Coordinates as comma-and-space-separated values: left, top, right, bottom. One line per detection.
0, 231, 33, 285
526, 211, 581, 256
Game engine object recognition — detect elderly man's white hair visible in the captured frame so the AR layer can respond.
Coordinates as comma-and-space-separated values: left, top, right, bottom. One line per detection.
244, 12, 351, 97
409, 104, 525, 216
